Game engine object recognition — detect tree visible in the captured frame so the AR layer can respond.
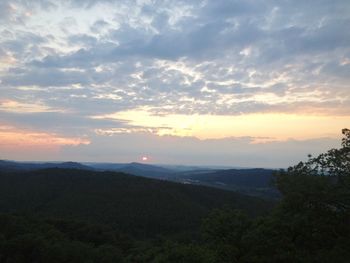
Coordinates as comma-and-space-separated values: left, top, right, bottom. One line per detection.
265, 128, 350, 262
275, 128, 350, 215
282, 128, 350, 177
201, 129, 350, 263
201, 207, 251, 263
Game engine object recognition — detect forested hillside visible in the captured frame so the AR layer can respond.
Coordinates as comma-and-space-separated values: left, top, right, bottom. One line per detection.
0, 160, 278, 198
172, 168, 278, 198
0, 169, 271, 239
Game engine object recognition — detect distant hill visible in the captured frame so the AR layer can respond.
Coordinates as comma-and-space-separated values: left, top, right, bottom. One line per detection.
0, 160, 279, 198
0, 168, 273, 238
90, 162, 174, 179
0, 160, 92, 171
171, 168, 280, 199
87, 163, 279, 198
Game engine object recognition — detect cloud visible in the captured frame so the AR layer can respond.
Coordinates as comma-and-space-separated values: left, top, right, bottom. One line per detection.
0, 0, 349, 164
0, 123, 89, 161
2, 68, 92, 87
0, 2, 13, 22
202, 0, 266, 18
0, 109, 127, 137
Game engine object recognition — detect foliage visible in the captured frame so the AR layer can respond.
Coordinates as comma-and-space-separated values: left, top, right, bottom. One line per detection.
201, 207, 251, 262
0, 168, 271, 240
204, 128, 350, 262
124, 240, 214, 263
0, 214, 128, 263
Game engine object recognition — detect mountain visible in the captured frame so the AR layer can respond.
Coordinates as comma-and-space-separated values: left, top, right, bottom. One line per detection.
0, 160, 279, 198
88, 162, 175, 179
158, 164, 238, 172
0, 160, 92, 171
41, 161, 92, 170
113, 162, 175, 178
171, 168, 280, 199
0, 160, 167, 175
0, 168, 273, 238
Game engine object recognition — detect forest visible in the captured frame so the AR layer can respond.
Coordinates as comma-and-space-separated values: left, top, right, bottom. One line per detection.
0, 129, 349, 262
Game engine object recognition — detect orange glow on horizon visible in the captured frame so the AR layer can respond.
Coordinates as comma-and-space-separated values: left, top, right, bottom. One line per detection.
0, 125, 90, 152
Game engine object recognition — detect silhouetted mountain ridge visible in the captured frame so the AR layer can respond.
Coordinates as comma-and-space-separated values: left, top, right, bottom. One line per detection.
172, 168, 279, 198
0, 160, 279, 198
0, 160, 92, 171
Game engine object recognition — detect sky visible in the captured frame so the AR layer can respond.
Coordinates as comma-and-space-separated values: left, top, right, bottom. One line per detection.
0, 0, 349, 168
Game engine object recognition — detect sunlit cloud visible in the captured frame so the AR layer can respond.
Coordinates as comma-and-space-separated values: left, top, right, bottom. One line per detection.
0, 51, 17, 70
92, 108, 350, 141
0, 124, 90, 161
0, 99, 63, 113
0, 125, 90, 147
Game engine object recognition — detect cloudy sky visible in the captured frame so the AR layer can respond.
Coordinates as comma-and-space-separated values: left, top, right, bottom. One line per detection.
0, 0, 349, 167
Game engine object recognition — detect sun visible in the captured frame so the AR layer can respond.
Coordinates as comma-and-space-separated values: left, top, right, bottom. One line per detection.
141, 156, 148, 161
